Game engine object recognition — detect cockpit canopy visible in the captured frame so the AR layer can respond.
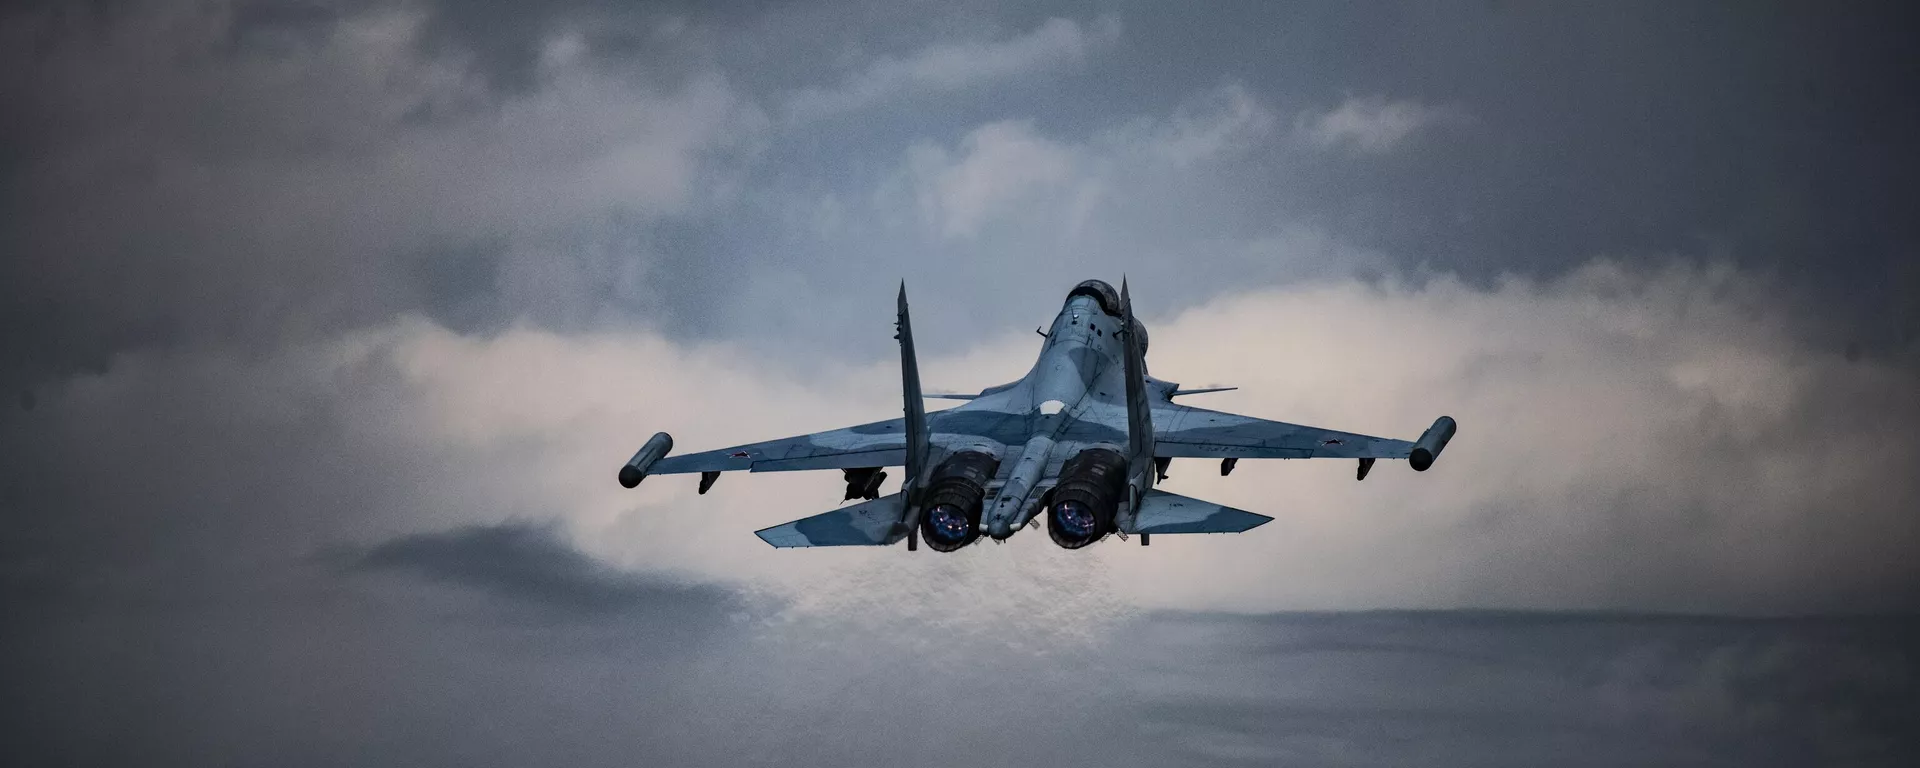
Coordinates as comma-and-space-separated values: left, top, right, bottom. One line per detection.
1064, 279, 1146, 354
1066, 279, 1121, 316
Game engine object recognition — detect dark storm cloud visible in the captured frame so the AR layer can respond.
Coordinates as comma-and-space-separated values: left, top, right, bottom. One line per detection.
353, 521, 734, 613
7, 597, 1915, 765
4, 533, 753, 768
0, 0, 757, 386
1124, 612, 1919, 766
7, 0, 1916, 379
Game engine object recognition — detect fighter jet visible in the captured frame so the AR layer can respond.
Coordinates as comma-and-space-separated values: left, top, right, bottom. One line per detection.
616, 279, 1456, 550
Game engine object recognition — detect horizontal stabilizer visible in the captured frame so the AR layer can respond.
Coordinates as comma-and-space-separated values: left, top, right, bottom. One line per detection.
755, 492, 908, 548
1125, 489, 1272, 534
924, 393, 978, 400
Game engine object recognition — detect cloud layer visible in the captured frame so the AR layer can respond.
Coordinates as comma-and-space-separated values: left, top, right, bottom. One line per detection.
9, 259, 1910, 619
5, 1, 1918, 764
1298, 95, 1470, 153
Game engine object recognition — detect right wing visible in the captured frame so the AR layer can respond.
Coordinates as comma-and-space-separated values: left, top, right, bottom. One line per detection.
1152, 403, 1415, 460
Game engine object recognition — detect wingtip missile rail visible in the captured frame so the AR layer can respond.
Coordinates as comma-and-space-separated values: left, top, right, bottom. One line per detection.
617, 432, 674, 488
1408, 416, 1457, 472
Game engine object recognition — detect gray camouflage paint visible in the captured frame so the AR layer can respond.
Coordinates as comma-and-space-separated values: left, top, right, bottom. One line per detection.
631, 280, 1452, 549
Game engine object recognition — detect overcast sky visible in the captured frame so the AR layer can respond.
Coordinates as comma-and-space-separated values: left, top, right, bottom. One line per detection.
3, 1, 1917, 765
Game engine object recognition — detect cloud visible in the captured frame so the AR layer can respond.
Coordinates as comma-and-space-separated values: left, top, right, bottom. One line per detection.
586, 262, 1915, 613
0, 2, 764, 384
785, 16, 1120, 120
1123, 260, 1918, 614
1124, 612, 1918, 766
7, 249, 1913, 633
12, 256, 1894, 620
5, 4, 1918, 765
901, 120, 1082, 238
1298, 95, 1471, 153
354, 521, 736, 614
888, 83, 1277, 240
1108, 81, 1278, 167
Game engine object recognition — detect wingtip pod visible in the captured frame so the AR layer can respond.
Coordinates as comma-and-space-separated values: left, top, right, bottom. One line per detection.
618, 432, 674, 488
1408, 416, 1456, 472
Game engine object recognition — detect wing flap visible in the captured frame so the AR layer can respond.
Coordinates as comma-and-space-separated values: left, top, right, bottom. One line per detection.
1126, 489, 1272, 534
754, 492, 909, 548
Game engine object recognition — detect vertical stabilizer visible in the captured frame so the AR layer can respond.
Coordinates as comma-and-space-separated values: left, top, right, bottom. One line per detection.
1119, 278, 1156, 525
896, 282, 932, 489
1120, 279, 1154, 464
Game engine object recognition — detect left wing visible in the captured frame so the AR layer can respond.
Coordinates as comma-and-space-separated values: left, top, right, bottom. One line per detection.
1152, 403, 1415, 460
649, 418, 907, 475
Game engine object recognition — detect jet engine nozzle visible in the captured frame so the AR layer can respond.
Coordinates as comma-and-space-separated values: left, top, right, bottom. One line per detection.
1047, 447, 1128, 549
918, 451, 1000, 552
1408, 416, 1457, 471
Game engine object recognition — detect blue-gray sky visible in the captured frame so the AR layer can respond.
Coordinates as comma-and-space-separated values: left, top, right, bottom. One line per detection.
2, 1, 1916, 764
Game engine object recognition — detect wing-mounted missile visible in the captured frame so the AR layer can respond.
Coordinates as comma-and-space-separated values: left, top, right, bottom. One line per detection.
617, 432, 674, 488
842, 467, 886, 501
1408, 416, 1457, 471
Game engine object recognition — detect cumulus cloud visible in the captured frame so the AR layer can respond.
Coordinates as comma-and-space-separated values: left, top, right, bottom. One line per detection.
19, 257, 1899, 617
890, 83, 1278, 240
1126, 261, 1918, 613
5, 198, 1914, 768
1106, 81, 1278, 167
0, 2, 763, 383
1298, 95, 1471, 153
900, 120, 1083, 238
785, 16, 1121, 120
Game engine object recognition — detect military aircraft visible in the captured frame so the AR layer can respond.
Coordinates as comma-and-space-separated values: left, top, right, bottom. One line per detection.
617, 279, 1455, 551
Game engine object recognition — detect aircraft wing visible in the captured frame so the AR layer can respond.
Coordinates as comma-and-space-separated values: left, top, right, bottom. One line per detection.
1152, 403, 1415, 460
648, 417, 908, 474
